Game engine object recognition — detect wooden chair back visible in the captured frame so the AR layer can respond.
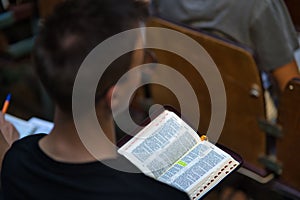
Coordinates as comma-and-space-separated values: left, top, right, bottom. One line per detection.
277, 80, 300, 190
146, 17, 267, 172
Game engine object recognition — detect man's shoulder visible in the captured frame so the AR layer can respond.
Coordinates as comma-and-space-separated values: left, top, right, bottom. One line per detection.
4, 134, 45, 160
11, 134, 45, 149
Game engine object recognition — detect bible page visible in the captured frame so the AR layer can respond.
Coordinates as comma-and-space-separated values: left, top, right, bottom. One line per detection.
118, 110, 201, 178
157, 140, 239, 199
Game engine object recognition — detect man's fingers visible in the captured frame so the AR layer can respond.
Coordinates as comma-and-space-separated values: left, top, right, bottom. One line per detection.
0, 115, 20, 146
0, 112, 5, 125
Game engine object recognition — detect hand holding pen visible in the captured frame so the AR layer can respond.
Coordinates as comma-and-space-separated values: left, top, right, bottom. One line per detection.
0, 94, 19, 145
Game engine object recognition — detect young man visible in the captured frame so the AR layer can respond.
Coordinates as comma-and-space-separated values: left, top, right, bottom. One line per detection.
0, 0, 189, 199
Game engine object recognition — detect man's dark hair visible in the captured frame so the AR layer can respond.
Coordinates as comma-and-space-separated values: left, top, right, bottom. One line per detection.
33, 0, 148, 113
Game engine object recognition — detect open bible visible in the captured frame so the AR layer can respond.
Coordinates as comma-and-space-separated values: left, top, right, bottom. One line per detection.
118, 109, 242, 200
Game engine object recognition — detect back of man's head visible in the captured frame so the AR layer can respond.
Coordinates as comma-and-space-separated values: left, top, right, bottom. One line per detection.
33, 0, 148, 113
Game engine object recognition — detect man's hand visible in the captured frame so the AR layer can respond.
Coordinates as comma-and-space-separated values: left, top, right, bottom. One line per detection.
0, 113, 19, 171
0, 112, 20, 146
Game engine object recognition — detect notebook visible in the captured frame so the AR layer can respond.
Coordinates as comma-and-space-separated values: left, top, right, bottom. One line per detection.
5, 114, 53, 138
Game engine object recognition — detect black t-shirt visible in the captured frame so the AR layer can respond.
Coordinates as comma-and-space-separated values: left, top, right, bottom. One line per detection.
1, 134, 189, 200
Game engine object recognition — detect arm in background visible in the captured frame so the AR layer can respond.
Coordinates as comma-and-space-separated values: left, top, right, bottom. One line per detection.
272, 59, 300, 91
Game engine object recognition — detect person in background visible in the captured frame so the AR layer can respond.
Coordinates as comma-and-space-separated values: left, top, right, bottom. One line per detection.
0, 0, 189, 199
151, 0, 300, 120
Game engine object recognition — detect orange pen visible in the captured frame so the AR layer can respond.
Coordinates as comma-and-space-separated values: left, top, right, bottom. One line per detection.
2, 93, 11, 114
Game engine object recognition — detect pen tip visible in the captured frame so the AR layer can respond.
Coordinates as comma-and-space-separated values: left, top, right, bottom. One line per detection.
6, 93, 11, 101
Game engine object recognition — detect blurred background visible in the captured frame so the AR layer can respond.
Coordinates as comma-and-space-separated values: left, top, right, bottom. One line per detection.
0, 0, 300, 200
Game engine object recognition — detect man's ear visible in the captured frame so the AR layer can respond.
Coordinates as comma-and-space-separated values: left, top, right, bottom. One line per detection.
105, 84, 129, 116
105, 85, 120, 111
105, 86, 115, 109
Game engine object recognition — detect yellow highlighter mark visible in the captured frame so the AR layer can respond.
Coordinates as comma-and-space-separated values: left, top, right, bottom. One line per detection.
177, 160, 187, 167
